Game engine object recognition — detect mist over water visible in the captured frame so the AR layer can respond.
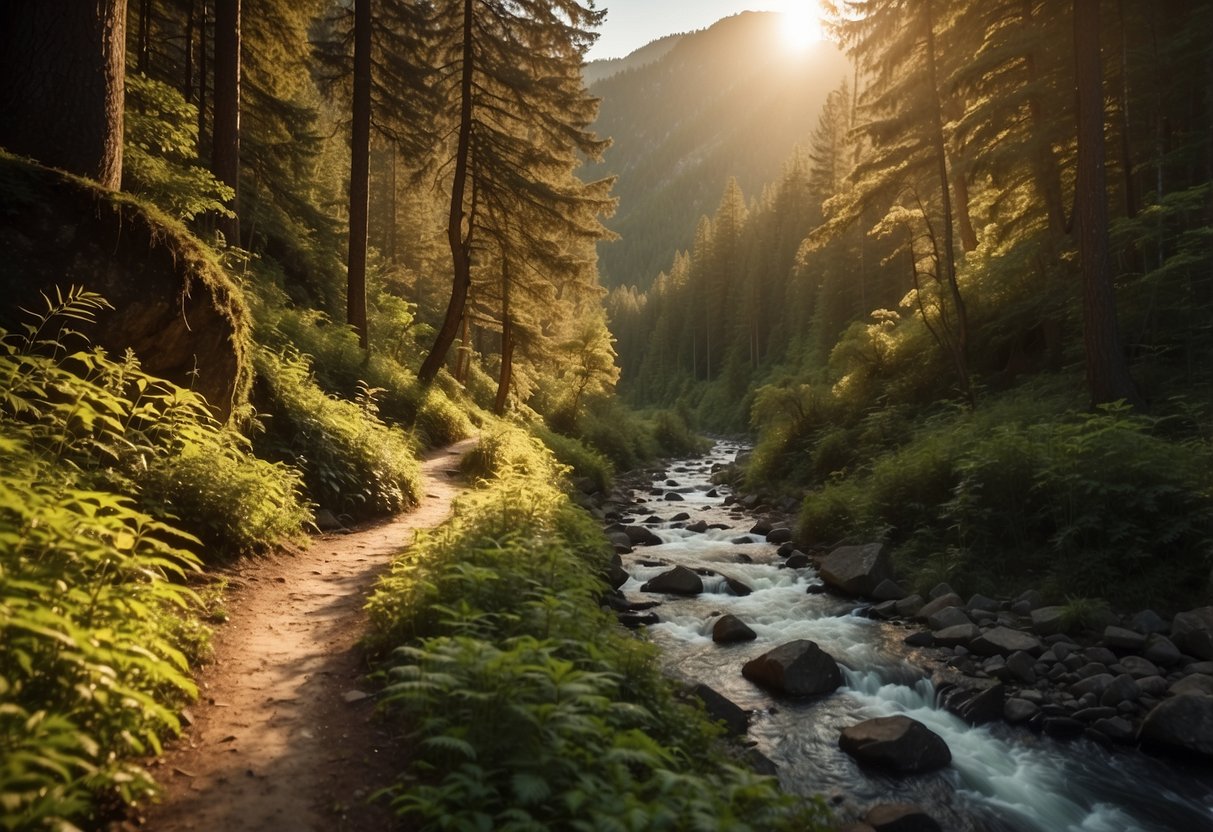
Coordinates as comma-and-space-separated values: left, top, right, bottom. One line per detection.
617, 440, 1213, 832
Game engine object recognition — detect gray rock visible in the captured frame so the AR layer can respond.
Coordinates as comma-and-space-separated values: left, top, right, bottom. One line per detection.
933, 624, 979, 647
641, 565, 703, 596
1004, 698, 1040, 724
606, 554, 629, 589
721, 575, 753, 596
1171, 607, 1213, 660
938, 679, 1005, 725
1131, 609, 1170, 635
916, 593, 965, 622
664, 492, 685, 501
895, 594, 926, 617
1168, 674, 1213, 697
864, 803, 943, 832
742, 640, 842, 696
1052, 641, 1080, 661
928, 582, 956, 600
766, 527, 794, 544
1030, 606, 1069, 636
1070, 673, 1115, 699
871, 579, 907, 601
1103, 625, 1147, 652
314, 508, 345, 531
1119, 655, 1159, 680
685, 519, 709, 533
970, 627, 1043, 657
967, 594, 1000, 613
1083, 646, 1118, 665
712, 614, 758, 644
927, 606, 972, 631
1187, 661, 1213, 675
692, 683, 750, 736
749, 519, 773, 535
1005, 651, 1037, 684
1043, 717, 1086, 739
904, 631, 935, 647
1144, 635, 1183, 666
1092, 716, 1136, 743
784, 553, 811, 569
1100, 674, 1140, 707
839, 716, 951, 773
1139, 694, 1213, 759
1076, 661, 1110, 679
818, 543, 893, 596
870, 600, 902, 620
1137, 675, 1171, 697
1015, 589, 1045, 610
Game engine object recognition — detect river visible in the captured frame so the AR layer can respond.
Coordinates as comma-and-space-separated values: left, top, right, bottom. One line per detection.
615, 440, 1213, 831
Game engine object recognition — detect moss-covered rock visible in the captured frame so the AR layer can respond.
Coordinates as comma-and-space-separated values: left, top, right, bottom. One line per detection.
0, 153, 250, 420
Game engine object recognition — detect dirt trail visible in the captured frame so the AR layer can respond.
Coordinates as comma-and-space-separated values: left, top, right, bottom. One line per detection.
141, 438, 476, 832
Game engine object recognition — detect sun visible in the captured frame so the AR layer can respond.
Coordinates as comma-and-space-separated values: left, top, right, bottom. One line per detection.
778, 1, 825, 52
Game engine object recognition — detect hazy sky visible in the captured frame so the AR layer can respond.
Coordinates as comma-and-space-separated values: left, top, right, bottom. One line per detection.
587, 1, 789, 61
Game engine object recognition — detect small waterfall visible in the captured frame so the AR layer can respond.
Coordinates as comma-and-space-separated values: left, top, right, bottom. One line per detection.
616, 441, 1213, 832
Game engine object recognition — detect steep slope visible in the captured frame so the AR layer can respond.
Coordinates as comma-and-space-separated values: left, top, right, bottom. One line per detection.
585, 12, 849, 289
583, 33, 683, 86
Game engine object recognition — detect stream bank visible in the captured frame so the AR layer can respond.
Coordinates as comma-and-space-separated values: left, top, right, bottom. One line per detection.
591, 439, 1213, 831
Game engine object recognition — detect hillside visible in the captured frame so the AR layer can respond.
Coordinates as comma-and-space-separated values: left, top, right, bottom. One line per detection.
585, 11, 849, 289
582, 33, 682, 86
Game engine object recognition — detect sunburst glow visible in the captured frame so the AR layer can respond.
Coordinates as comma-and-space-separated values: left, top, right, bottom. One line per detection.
779, 1, 825, 51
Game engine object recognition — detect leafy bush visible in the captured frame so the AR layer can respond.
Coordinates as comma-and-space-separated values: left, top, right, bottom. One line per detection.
533, 425, 614, 494
252, 346, 421, 519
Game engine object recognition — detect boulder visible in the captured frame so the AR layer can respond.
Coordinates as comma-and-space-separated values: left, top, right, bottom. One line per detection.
932, 624, 979, 648
926, 606, 971, 631
1144, 635, 1183, 666
1004, 698, 1040, 724
0, 156, 251, 420
928, 582, 956, 600
1030, 606, 1068, 636
869, 600, 901, 620
605, 554, 630, 589
742, 640, 842, 696
1168, 674, 1213, 697
1070, 673, 1115, 699
1103, 625, 1147, 653
1091, 716, 1136, 744
766, 527, 794, 544
749, 520, 773, 536
1171, 607, 1213, 660
1119, 655, 1159, 680
818, 543, 893, 596
784, 553, 811, 569
871, 579, 908, 601
970, 627, 1043, 657
967, 594, 1000, 613
685, 519, 709, 533
895, 595, 925, 617
916, 593, 964, 622
712, 614, 758, 644
1139, 694, 1213, 759
1004, 650, 1037, 684
1099, 674, 1140, 707
664, 492, 685, 501
939, 679, 1005, 725
863, 804, 943, 832
641, 565, 703, 596
691, 683, 750, 736
721, 575, 753, 596
1131, 609, 1170, 635
838, 716, 951, 773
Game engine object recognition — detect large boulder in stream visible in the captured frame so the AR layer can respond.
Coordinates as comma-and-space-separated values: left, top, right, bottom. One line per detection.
712, 614, 757, 643
742, 640, 842, 696
839, 715, 951, 773
0, 155, 251, 420
1138, 694, 1213, 759
864, 803, 944, 832
819, 543, 893, 596
641, 565, 703, 596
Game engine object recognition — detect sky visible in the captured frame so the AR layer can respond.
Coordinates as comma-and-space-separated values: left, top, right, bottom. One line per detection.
586, 1, 803, 62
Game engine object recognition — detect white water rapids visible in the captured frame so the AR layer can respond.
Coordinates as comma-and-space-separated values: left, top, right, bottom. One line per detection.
616, 440, 1213, 831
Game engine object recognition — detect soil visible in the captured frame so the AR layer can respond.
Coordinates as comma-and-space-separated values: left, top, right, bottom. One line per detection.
137, 438, 476, 832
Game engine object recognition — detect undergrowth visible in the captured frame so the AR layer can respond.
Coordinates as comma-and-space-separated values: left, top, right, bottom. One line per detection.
366, 424, 830, 830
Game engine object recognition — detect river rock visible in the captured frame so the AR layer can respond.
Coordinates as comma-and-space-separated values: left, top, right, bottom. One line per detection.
971, 627, 1043, 657
864, 803, 943, 832
928, 582, 956, 599
1004, 650, 1037, 684
766, 527, 794, 544
1144, 635, 1183, 666
1070, 673, 1115, 699
927, 606, 971, 631
967, 594, 1000, 613
1004, 698, 1040, 723
712, 614, 757, 644
870, 600, 901, 620
749, 519, 773, 536
932, 623, 978, 648
1099, 673, 1140, 707
1030, 606, 1068, 636
939, 679, 1005, 725
1119, 655, 1159, 679
721, 575, 753, 596
838, 716, 951, 773
1171, 607, 1213, 659
691, 683, 750, 736
895, 594, 925, 617
1139, 694, 1213, 759
685, 519, 709, 533
1092, 716, 1136, 744
784, 553, 811, 569
1103, 625, 1147, 652
914, 594, 963, 622
1168, 674, 1213, 697
742, 640, 842, 696
664, 492, 684, 501
1131, 609, 1170, 635
641, 565, 703, 596
606, 554, 629, 589
818, 543, 893, 596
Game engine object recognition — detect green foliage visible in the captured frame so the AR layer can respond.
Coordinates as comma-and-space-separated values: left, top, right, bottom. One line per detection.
252, 346, 420, 519
532, 426, 614, 495
123, 74, 235, 221
367, 429, 829, 830
1058, 597, 1112, 635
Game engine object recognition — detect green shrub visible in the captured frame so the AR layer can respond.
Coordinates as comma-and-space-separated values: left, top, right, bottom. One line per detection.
534, 425, 614, 494
252, 346, 420, 519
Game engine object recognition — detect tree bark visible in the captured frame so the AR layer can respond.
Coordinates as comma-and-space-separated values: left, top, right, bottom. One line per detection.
346, 0, 372, 351
1074, 0, 1140, 407
494, 260, 514, 414
137, 0, 151, 75
212, 0, 240, 245
1022, 0, 1068, 236
197, 0, 208, 155
418, 0, 475, 385
184, 0, 196, 103
0, 0, 128, 190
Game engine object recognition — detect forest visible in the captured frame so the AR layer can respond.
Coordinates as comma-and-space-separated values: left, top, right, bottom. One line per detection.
1, 0, 1212, 830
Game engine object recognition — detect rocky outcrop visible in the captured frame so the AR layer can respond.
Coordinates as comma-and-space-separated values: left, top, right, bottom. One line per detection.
1138, 694, 1213, 759
838, 715, 951, 773
1171, 607, 1213, 660
712, 614, 757, 643
641, 565, 703, 595
819, 543, 892, 596
742, 640, 842, 696
0, 155, 251, 420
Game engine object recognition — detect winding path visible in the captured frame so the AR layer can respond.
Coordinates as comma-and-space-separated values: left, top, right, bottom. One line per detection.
142, 438, 476, 831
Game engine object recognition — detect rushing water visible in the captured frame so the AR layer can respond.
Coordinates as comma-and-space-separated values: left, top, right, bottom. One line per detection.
616, 440, 1213, 832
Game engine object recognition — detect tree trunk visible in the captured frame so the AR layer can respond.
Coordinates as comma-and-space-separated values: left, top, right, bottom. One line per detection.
137, 0, 151, 74
346, 0, 372, 351
494, 261, 514, 414
951, 159, 979, 252
1022, 0, 1068, 236
197, 0, 207, 155
184, 0, 196, 103
212, 0, 240, 245
418, 0, 475, 385
0, 0, 128, 190
1074, 0, 1141, 407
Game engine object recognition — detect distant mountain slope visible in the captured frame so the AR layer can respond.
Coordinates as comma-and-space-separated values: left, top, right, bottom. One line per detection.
584, 12, 849, 289
582, 33, 682, 86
